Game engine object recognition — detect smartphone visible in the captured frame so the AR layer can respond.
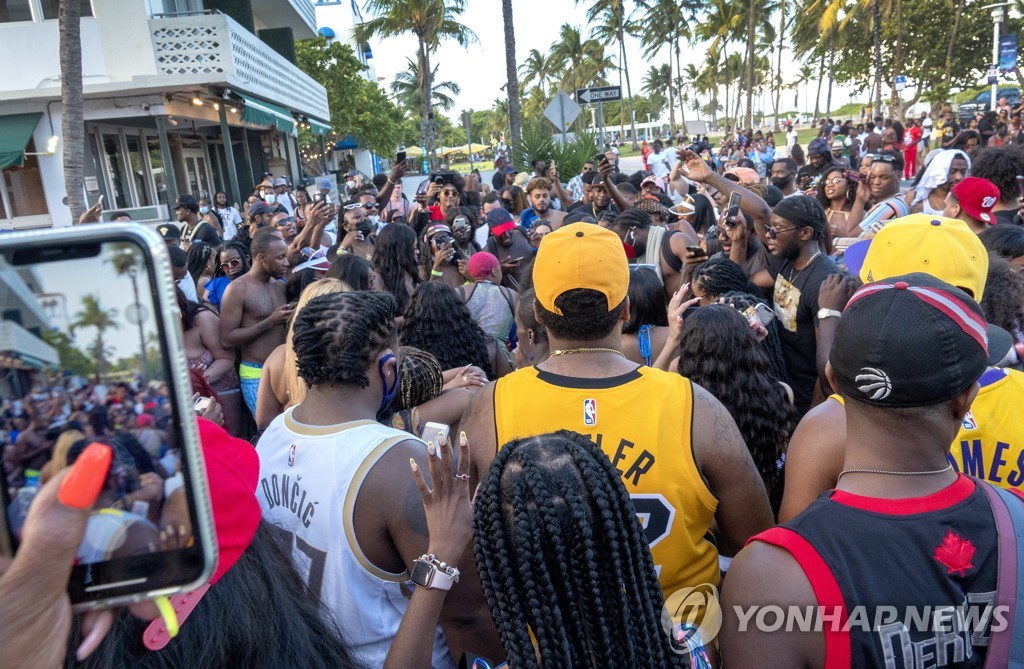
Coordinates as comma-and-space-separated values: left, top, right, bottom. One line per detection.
0, 224, 215, 610
396, 150, 406, 164
193, 396, 212, 413
313, 192, 330, 205
422, 422, 451, 458
98, 194, 105, 207
744, 302, 776, 327
685, 245, 707, 257
727, 191, 742, 220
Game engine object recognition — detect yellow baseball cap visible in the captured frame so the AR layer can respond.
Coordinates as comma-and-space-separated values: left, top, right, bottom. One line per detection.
844, 214, 989, 299
533, 223, 629, 315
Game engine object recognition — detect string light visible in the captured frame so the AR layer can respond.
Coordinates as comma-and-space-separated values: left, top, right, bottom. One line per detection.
191, 97, 203, 106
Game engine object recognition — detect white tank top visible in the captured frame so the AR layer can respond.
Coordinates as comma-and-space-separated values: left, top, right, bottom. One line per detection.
256, 409, 455, 668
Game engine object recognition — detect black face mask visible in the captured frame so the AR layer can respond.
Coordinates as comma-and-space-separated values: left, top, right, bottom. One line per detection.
771, 174, 795, 189
355, 220, 373, 237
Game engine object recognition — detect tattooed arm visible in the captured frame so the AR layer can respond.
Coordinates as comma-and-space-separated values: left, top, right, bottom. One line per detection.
690, 382, 774, 556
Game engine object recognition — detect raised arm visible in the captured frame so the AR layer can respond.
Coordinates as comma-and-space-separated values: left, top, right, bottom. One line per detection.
376, 160, 408, 207
598, 156, 630, 213
678, 148, 772, 243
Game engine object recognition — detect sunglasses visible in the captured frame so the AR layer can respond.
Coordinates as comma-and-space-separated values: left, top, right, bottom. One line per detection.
220, 258, 242, 270
868, 153, 898, 163
501, 199, 515, 205
440, 189, 460, 197
766, 225, 800, 239
276, 217, 295, 225
343, 202, 365, 210
825, 177, 847, 186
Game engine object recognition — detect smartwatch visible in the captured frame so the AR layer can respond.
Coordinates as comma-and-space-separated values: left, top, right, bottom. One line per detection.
411, 554, 459, 591
817, 308, 842, 321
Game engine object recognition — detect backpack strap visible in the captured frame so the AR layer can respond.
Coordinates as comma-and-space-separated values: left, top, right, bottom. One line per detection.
974, 478, 1024, 668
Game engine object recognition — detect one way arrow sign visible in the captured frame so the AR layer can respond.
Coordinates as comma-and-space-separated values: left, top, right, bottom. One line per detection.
575, 85, 622, 104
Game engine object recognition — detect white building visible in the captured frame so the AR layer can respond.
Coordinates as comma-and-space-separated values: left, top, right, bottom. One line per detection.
312, 0, 382, 177
0, 0, 330, 229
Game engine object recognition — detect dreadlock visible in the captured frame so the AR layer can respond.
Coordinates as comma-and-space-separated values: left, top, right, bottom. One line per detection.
213, 240, 252, 279
372, 223, 421, 313
473, 430, 686, 668
718, 290, 788, 382
186, 241, 215, 284
291, 291, 397, 389
400, 281, 495, 379
394, 346, 443, 412
692, 258, 759, 299
676, 304, 796, 515
285, 279, 348, 407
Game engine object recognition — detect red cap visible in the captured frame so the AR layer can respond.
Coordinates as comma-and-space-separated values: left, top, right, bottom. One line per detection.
951, 176, 1000, 225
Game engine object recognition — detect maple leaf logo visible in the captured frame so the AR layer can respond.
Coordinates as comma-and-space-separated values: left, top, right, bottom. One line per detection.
933, 530, 976, 577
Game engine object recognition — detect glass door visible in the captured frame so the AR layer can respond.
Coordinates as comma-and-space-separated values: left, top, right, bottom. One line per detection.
181, 148, 212, 199
101, 133, 130, 209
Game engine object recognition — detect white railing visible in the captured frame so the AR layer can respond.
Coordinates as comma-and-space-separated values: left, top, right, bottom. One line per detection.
149, 13, 329, 121
288, 0, 317, 32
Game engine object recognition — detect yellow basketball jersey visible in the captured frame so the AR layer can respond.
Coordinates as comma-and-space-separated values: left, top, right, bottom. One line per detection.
493, 365, 721, 601
950, 368, 1024, 489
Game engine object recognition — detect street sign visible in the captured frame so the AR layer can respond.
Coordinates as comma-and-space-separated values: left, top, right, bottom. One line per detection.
544, 91, 582, 133
895, 75, 906, 92
575, 86, 622, 104
988, 65, 999, 85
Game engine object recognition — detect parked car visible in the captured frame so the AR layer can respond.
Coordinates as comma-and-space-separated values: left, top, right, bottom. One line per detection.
957, 88, 1020, 121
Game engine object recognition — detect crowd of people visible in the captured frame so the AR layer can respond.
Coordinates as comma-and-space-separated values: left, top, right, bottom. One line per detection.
5, 111, 1024, 668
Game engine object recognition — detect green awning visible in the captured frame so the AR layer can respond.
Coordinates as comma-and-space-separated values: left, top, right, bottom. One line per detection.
0, 112, 42, 169
236, 92, 295, 133
309, 118, 331, 136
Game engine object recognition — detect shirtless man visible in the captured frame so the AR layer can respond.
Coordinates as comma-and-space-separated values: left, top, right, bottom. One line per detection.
522, 177, 566, 231
11, 395, 55, 485
220, 228, 293, 417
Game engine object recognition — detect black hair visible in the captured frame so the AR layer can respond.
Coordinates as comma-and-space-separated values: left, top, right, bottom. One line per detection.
951, 129, 982, 152
623, 268, 668, 334
186, 241, 215, 284
372, 223, 421, 313
67, 522, 360, 669
581, 170, 599, 186
473, 430, 685, 668
970, 145, 1024, 201
790, 144, 805, 166
981, 252, 1024, 340
617, 182, 638, 199
690, 193, 716, 235
500, 186, 527, 215
692, 258, 758, 299
251, 227, 283, 258
981, 223, 1024, 259
516, 287, 547, 345
371, 173, 388, 190
773, 157, 797, 172
891, 120, 905, 145
394, 346, 444, 412
326, 253, 374, 291
167, 244, 187, 269
213, 240, 251, 279
109, 210, 131, 220
676, 305, 796, 514
717, 290, 789, 384
615, 207, 651, 229
286, 269, 318, 303
535, 289, 627, 342
400, 281, 495, 379
483, 191, 501, 206
874, 149, 904, 173
292, 291, 397, 388
816, 165, 857, 209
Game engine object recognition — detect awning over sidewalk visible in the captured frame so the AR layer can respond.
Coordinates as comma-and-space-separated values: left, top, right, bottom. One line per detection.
236, 92, 295, 133
0, 112, 42, 170
309, 118, 331, 136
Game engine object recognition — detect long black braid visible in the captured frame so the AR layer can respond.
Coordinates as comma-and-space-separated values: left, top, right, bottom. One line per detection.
400, 281, 495, 379
186, 241, 214, 284
691, 257, 759, 299
393, 346, 443, 412
473, 430, 686, 668
717, 290, 788, 382
291, 291, 397, 389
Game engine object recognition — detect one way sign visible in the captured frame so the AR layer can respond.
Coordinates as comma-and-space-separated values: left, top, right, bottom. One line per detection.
575, 86, 622, 104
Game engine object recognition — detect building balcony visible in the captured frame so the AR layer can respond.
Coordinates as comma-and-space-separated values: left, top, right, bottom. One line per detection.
149, 12, 328, 121
252, 0, 318, 39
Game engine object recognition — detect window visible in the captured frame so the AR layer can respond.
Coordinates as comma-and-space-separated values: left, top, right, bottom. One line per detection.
0, 0, 33, 23
125, 135, 152, 207
147, 137, 169, 206
0, 140, 49, 219
101, 133, 129, 210
40, 0, 93, 19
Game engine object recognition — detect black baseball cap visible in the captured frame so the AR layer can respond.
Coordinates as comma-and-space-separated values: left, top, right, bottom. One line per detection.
830, 273, 988, 408
156, 222, 181, 241
173, 194, 198, 211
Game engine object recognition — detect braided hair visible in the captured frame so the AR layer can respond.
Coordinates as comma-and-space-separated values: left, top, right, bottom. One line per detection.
676, 304, 796, 514
284, 279, 348, 407
473, 430, 686, 668
394, 346, 443, 412
718, 290, 788, 382
400, 281, 495, 379
692, 258, 759, 300
291, 291, 397, 389
186, 241, 215, 284
372, 223, 421, 313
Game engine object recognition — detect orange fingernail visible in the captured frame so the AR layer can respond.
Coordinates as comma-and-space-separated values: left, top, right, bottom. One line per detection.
58, 442, 112, 509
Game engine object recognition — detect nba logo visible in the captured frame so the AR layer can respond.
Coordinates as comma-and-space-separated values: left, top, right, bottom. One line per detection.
962, 411, 978, 431
583, 399, 597, 426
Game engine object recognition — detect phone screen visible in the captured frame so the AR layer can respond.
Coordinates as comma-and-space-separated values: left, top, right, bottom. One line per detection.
396, 151, 406, 164
0, 226, 213, 608
727, 192, 742, 219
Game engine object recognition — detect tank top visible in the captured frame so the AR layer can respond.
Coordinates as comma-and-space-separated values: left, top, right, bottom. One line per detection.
492, 365, 720, 603
463, 282, 515, 342
754, 475, 1010, 668
256, 409, 455, 669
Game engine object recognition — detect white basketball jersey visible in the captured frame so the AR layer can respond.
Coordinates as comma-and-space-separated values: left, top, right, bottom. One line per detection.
256, 408, 454, 668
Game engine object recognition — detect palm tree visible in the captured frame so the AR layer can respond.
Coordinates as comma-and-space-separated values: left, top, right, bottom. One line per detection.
519, 48, 553, 97
391, 59, 461, 113
634, 0, 691, 134
354, 0, 477, 170
60, 0, 86, 222
697, 0, 744, 129
72, 294, 119, 377
643, 65, 675, 134
794, 64, 814, 115
501, 0, 523, 163
549, 24, 610, 94
583, 0, 640, 148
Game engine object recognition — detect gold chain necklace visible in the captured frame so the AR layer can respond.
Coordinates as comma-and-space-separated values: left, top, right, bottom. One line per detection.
549, 347, 625, 358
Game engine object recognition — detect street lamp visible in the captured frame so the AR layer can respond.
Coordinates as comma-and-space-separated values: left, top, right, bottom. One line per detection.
982, 2, 1012, 111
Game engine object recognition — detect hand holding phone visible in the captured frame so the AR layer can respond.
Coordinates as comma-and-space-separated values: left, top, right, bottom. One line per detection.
423, 422, 451, 458
727, 191, 742, 220
685, 245, 707, 258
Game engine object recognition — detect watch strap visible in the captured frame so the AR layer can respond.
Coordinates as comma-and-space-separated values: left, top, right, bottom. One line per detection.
818, 308, 843, 320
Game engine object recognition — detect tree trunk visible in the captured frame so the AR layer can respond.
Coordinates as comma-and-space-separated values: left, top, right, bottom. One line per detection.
745, 0, 756, 129
617, 42, 626, 141
944, 0, 966, 83
60, 0, 86, 223
502, 0, 522, 161
873, 0, 883, 115
826, 50, 835, 116
418, 41, 435, 170
667, 60, 677, 134
814, 51, 824, 122
619, 20, 640, 149
674, 40, 687, 129
773, 0, 785, 130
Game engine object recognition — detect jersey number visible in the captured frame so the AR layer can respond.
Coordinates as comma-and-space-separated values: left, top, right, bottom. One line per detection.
631, 494, 676, 548
266, 523, 328, 597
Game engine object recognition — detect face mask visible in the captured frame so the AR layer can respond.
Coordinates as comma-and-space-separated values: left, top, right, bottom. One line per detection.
377, 353, 400, 414
771, 174, 795, 189
622, 228, 637, 259
199, 206, 210, 215
356, 220, 373, 237
264, 192, 277, 205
